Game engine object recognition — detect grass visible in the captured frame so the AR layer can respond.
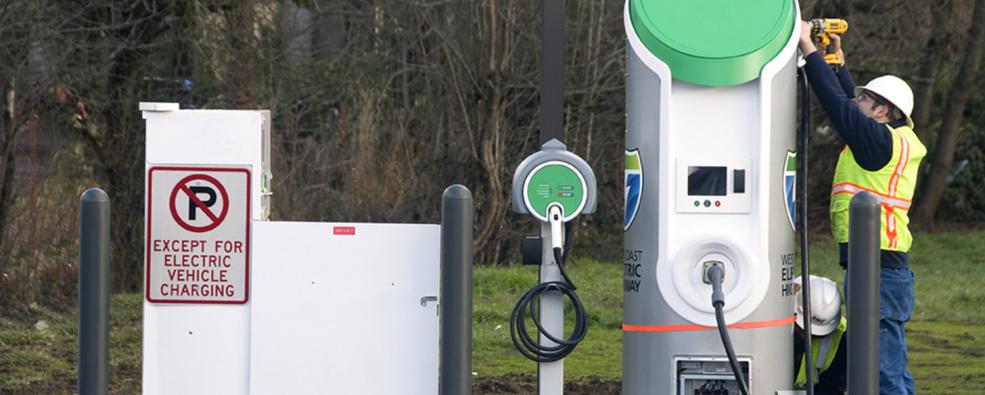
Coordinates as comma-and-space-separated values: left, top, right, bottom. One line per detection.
472, 230, 985, 393
0, 296, 143, 394
908, 321, 985, 394
1, 230, 984, 394
472, 258, 624, 380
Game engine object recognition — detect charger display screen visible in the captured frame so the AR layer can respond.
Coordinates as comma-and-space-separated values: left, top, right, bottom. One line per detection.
687, 166, 727, 196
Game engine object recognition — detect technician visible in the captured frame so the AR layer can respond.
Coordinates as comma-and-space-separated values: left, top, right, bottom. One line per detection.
798, 20, 925, 395
793, 275, 846, 394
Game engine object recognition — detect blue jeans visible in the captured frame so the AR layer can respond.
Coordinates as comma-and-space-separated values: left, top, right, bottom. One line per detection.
845, 267, 916, 395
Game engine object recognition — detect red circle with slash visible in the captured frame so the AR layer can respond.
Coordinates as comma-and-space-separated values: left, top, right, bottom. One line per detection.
169, 174, 230, 233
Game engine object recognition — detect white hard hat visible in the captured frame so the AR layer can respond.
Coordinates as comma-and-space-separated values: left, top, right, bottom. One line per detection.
793, 275, 841, 336
854, 75, 914, 127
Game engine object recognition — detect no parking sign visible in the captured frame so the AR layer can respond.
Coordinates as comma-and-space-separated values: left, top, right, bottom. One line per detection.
146, 166, 251, 304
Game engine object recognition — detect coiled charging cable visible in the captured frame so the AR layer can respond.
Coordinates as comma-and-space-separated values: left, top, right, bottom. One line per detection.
509, 204, 588, 363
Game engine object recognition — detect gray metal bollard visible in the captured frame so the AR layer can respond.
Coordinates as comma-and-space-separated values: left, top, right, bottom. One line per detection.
79, 188, 110, 395
847, 191, 880, 395
439, 185, 473, 395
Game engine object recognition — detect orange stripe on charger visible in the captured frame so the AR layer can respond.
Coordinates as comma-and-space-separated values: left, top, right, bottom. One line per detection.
623, 315, 796, 333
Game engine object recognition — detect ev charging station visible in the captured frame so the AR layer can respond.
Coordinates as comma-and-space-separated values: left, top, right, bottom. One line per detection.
502, 0, 601, 391
510, 139, 596, 395
139, 103, 447, 394
68, 3, 887, 393
623, 0, 801, 394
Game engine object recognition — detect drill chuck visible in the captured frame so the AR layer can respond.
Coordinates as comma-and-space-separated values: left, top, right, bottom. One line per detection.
811, 18, 849, 35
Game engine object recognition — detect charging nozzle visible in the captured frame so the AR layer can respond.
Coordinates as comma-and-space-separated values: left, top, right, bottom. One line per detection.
547, 203, 564, 251
705, 260, 750, 395
704, 261, 726, 307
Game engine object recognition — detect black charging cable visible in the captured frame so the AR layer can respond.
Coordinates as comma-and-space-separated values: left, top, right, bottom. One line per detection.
797, 66, 816, 395
509, 242, 588, 363
706, 263, 750, 395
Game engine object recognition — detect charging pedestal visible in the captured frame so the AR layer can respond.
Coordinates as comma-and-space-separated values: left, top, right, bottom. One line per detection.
510, 139, 596, 395
623, 1, 801, 393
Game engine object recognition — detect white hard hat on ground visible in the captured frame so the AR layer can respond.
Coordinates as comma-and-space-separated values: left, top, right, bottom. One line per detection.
854, 75, 915, 128
793, 275, 841, 336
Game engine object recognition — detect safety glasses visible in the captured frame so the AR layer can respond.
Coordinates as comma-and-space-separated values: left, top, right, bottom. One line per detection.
856, 91, 886, 106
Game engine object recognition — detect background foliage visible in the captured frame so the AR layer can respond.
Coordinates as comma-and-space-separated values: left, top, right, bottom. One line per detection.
0, 0, 983, 314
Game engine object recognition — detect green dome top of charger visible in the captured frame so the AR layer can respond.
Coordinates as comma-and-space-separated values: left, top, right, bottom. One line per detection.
629, 0, 796, 86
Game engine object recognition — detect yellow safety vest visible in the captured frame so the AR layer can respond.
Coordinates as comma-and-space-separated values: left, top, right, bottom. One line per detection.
795, 316, 847, 388
830, 123, 926, 252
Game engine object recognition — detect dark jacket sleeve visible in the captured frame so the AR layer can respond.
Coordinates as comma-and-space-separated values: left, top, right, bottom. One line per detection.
803, 52, 892, 171
835, 66, 857, 98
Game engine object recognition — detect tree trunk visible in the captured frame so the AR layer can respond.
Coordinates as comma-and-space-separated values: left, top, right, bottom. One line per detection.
228, 3, 257, 109
0, 80, 18, 258
473, 0, 511, 263
72, 1, 174, 292
911, 0, 985, 228
911, 0, 948, 133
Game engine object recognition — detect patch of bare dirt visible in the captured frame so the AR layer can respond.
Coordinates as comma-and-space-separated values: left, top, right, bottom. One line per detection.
473, 374, 620, 394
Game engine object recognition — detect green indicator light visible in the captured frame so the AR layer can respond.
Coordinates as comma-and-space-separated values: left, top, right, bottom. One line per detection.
693, 200, 700, 207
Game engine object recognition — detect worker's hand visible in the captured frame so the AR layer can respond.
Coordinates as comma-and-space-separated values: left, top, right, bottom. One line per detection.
828, 33, 846, 65
798, 21, 818, 56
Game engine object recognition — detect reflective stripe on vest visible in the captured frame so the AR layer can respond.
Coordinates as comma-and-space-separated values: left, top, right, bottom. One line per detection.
830, 183, 912, 209
829, 123, 926, 252
815, 334, 834, 370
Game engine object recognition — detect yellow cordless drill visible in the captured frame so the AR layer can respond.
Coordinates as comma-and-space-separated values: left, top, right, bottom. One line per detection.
810, 18, 849, 66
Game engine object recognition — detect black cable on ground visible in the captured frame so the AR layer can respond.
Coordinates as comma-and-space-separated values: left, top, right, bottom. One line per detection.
707, 263, 750, 395
510, 246, 588, 363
